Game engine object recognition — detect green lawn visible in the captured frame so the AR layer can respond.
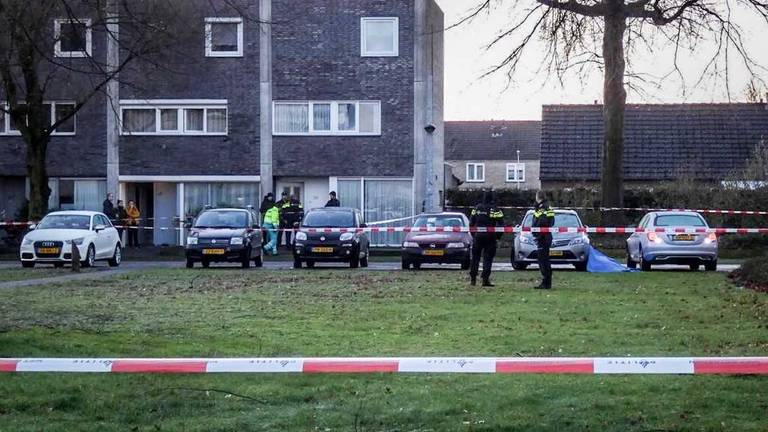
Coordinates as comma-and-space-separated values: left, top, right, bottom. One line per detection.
0, 269, 766, 431
0, 266, 101, 283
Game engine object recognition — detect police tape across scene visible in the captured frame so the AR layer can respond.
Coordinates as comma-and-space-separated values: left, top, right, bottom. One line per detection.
1, 357, 767, 375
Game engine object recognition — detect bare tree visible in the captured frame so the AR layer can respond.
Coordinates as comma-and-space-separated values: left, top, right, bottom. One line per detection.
0, 0, 249, 219
459, 0, 768, 207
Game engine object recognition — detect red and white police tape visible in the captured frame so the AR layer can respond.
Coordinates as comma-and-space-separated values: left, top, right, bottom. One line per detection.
1, 357, 767, 374
449, 206, 768, 215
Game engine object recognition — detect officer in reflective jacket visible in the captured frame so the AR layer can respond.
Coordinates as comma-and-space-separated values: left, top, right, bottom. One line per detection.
532, 190, 556, 289
469, 191, 505, 287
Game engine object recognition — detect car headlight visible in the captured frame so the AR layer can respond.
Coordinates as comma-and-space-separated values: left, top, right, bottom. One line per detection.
519, 235, 536, 245
71, 237, 85, 245
295, 232, 307, 241
569, 236, 590, 246
340, 232, 355, 241
187, 236, 198, 245
403, 241, 419, 248
230, 237, 244, 245
446, 242, 465, 249
22, 237, 33, 246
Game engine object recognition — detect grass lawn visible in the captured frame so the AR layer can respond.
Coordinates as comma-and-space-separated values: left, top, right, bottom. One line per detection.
0, 269, 767, 431
0, 266, 101, 283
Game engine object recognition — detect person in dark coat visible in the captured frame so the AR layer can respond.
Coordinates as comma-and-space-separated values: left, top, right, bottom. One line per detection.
532, 190, 555, 289
468, 191, 505, 287
277, 192, 304, 248
115, 199, 127, 241
325, 191, 340, 207
102, 193, 116, 220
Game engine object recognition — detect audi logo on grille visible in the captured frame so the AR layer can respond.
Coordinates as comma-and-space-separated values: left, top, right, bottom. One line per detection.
430, 243, 436, 248
41, 242, 54, 246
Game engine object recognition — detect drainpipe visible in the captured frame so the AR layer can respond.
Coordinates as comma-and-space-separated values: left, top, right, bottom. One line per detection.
105, 0, 120, 200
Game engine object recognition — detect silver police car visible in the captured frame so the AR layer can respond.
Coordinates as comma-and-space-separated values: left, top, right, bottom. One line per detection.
511, 209, 590, 271
626, 211, 718, 271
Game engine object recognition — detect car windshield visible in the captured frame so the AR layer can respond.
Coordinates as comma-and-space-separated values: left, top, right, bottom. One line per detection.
522, 213, 581, 228
194, 211, 248, 228
37, 215, 91, 230
302, 211, 354, 228
654, 214, 706, 227
413, 216, 466, 228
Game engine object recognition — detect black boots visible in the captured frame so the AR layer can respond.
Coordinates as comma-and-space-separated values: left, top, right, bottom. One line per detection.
470, 276, 477, 286
534, 282, 551, 289
482, 278, 494, 287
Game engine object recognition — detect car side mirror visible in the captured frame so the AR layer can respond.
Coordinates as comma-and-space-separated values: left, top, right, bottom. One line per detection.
28, 223, 37, 230
94, 224, 106, 232
184, 222, 192, 229
293, 222, 300, 228
360, 223, 367, 228
252, 223, 260, 229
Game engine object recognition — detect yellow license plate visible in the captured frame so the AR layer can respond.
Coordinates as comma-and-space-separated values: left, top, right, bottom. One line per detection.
37, 247, 60, 254
549, 250, 564, 257
203, 249, 225, 255
675, 234, 695, 241
424, 250, 444, 256
312, 247, 334, 253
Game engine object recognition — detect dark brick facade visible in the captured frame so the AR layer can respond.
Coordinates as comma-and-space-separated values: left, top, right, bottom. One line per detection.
272, 0, 415, 177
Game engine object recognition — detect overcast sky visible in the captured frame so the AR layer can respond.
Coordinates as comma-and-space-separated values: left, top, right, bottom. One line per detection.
436, 0, 768, 120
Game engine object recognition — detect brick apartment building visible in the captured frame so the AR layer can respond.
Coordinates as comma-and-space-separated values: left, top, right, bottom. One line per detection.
0, 0, 444, 246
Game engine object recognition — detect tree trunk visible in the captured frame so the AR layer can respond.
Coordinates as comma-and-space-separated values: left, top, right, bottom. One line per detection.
601, 12, 627, 208
26, 136, 50, 220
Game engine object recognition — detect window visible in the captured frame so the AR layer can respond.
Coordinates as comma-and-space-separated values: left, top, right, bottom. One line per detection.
205, 18, 243, 57
506, 163, 525, 183
59, 180, 75, 205
361, 17, 398, 57
0, 102, 76, 135
47, 178, 106, 211
273, 101, 381, 136
337, 178, 413, 247
466, 163, 485, 183
120, 101, 228, 135
54, 19, 92, 58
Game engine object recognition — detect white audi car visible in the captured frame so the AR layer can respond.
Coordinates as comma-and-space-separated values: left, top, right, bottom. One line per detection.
19, 211, 122, 268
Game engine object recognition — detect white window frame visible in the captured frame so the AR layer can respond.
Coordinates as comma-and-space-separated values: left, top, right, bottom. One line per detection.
119, 100, 228, 136
0, 102, 76, 136
205, 17, 244, 57
272, 100, 381, 136
466, 163, 485, 183
54, 18, 93, 58
360, 17, 399, 57
506, 162, 525, 183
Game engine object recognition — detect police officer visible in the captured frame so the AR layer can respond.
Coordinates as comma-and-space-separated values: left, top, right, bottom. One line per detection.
532, 190, 555, 289
469, 191, 505, 287
278, 192, 304, 248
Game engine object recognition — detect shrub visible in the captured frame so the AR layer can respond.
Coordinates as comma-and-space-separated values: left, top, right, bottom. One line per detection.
729, 255, 768, 293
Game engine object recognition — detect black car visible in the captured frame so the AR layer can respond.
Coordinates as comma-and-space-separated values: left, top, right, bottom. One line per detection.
185, 207, 263, 268
292, 207, 370, 268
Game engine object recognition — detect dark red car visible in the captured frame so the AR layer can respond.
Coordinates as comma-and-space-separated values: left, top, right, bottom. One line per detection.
401, 212, 472, 270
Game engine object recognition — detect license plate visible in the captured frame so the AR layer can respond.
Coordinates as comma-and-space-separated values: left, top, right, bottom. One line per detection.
549, 250, 564, 257
37, 247, 60, 254
675, 234, 695, 241
312, 247, 334, 253
424, 250, 444, 256
203, 249, 225, 255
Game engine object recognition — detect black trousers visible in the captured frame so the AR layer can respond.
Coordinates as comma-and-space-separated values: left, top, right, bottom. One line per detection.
536, 234, 553, 287
128, 227, 139, 247
470, 233, 497, 281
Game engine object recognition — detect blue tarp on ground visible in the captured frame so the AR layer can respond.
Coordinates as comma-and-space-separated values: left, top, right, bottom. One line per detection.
587, 246, 638, 273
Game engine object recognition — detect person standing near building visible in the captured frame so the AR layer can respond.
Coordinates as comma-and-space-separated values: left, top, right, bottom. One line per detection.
262, 204, 280, 256
325, 191, 340, 207
103, 193, 116, 220
116, 200, 127, 243
278, 192, 304, 248
259, 193, 275, 247
532, 190, 555, 289
468, 191, 505, 287
125, 200, 141, 248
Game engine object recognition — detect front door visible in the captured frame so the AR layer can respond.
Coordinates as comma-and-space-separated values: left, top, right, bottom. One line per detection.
276, 182, 304, 204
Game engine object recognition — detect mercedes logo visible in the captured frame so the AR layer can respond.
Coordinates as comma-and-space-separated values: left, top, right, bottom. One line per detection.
320, 236, 326, 241
211, 239, 217, 244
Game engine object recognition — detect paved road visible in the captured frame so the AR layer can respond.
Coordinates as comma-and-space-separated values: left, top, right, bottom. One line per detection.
0, 259, 740, 290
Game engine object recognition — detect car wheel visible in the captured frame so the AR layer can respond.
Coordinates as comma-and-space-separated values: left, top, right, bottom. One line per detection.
401, 259, 410, 270
705, 260, 717, 271
54, 263, 65, 268
82, 244, 96, 268
202, 260, 210, 269
108, 245, 121, 267
626, 249, 637, 269
639, 248, 651, 271
461, 256, 470, 270
574, 262, 588, 272
689, 264, 700, 271
512, 261, 528, 271
306, 260, 316, 268
254, 254, 263, 268
293, 259, 302, 269
21, 261, 35, 268
186, 259, 194, 269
